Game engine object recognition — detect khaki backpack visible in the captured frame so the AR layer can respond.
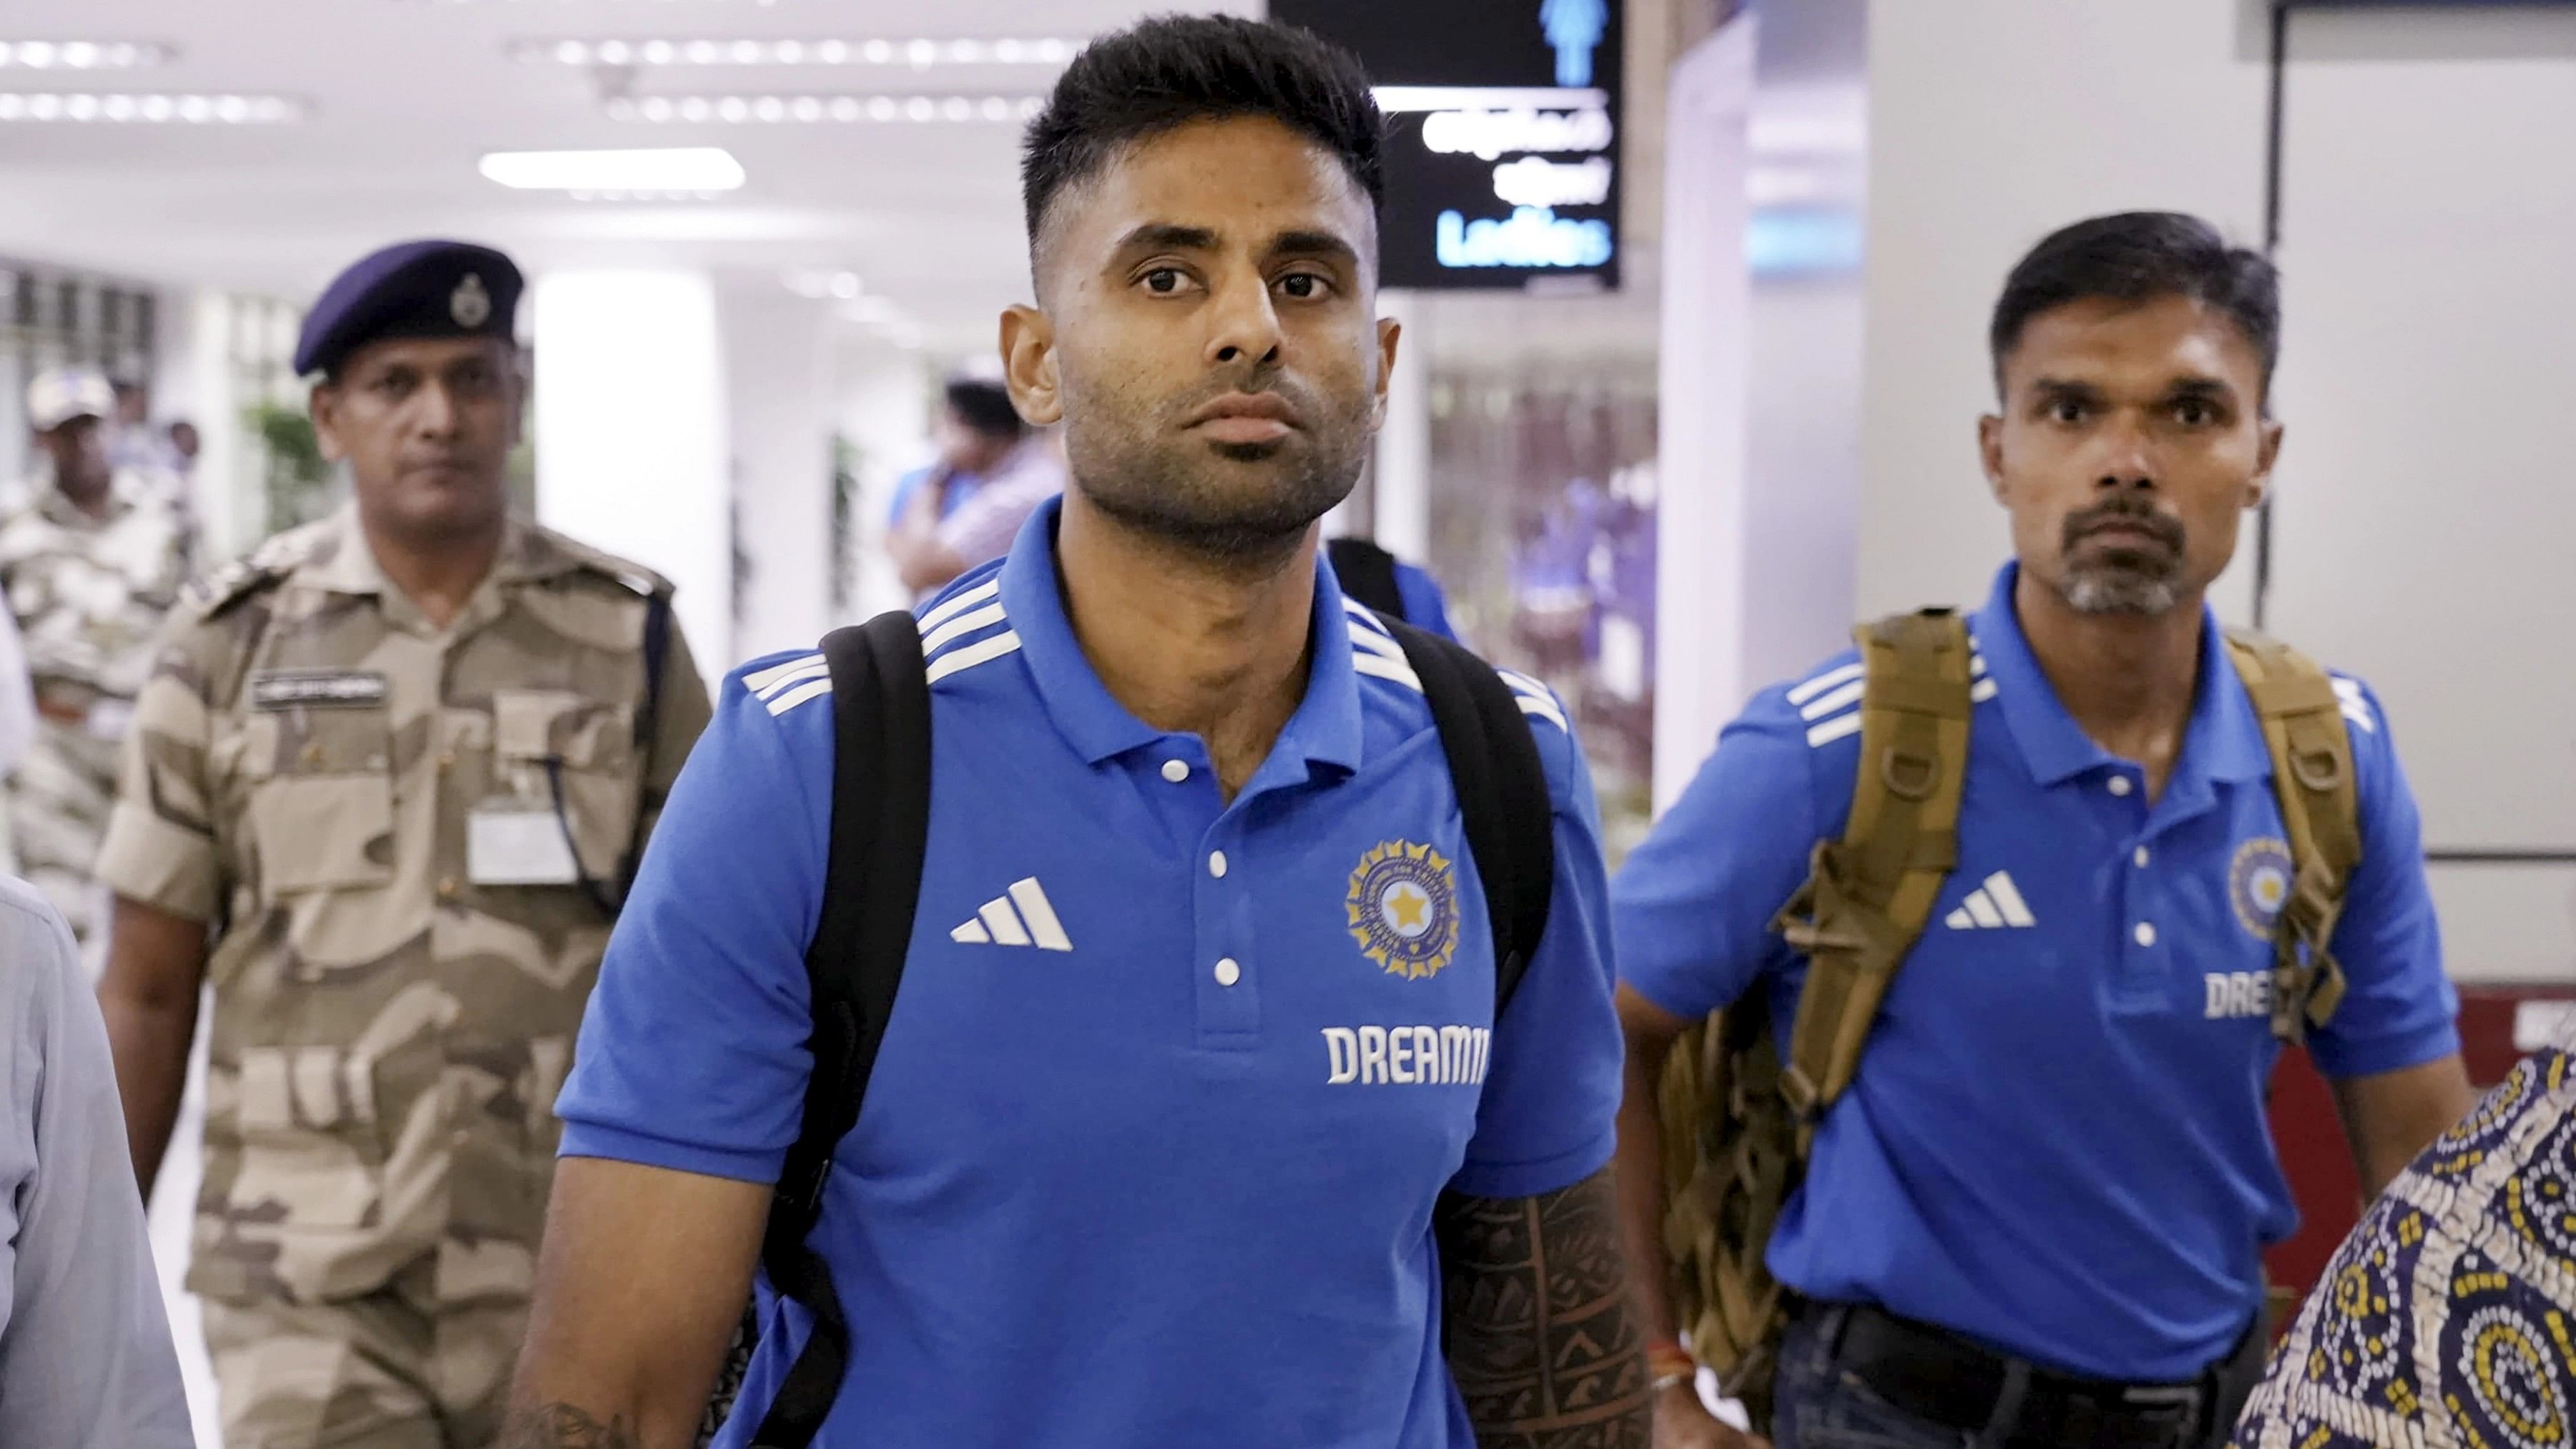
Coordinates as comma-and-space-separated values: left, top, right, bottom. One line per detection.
1655, 609, 2362, 1433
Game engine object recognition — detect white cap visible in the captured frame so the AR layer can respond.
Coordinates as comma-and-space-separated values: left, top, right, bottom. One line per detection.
25, 366, 114, 433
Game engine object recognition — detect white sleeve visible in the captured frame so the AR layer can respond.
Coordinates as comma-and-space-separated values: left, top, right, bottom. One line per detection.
0, 884, 195, 1448
0, 606, 34, 778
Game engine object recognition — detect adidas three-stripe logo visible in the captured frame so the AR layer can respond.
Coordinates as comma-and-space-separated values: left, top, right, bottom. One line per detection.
745, 652, 831, 717
951, 877, 1073, 951
1790, 644, 2000, 750
1342, 599, 1568, 732
745, 579, 1026, 718
1945, 871, 2037, 930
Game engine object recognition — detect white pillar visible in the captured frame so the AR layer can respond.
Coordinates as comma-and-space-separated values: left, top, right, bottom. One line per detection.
1652, 21, 1756, 812
154, 289, 252, 561
1372, 289, 1432, 564
722, 290, 835, 658
531, 270, 732, 684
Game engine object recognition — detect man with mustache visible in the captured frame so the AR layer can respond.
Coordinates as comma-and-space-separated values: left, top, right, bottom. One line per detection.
1611, 213, 2474, 1448
93, 239, 712, 1447
504, 16, 1643, 1449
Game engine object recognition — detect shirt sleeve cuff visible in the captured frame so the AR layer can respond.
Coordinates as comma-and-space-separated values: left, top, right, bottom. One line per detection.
92, 806, 216, 923
1622, 963, 1719, 1027
1447, 1129, 1616, 1202
556, 1120, 786, 1186
2311, 1018, 2464, 1081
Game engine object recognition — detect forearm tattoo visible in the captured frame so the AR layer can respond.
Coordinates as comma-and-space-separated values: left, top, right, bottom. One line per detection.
1435, 1166, 1654, 1448
499, 1404, 638, 1449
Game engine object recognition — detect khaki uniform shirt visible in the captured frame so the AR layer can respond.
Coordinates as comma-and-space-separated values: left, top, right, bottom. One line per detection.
94, 506, 712, 1307
0, 466, 196, 943
0, 463, 195, 712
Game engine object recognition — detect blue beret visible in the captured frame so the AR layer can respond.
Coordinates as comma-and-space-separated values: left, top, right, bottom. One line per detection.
295, 239, 523, 377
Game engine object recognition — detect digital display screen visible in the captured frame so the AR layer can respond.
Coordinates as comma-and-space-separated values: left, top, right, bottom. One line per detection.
1271, 0, 1623, 292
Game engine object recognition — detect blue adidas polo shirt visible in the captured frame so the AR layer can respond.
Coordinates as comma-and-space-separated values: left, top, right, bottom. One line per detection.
1613, 563, 2459, 1383
558, 498, 1623, 1448
1392, 559, 1459, 642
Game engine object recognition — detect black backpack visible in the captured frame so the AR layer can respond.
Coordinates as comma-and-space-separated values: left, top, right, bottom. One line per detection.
1324, 536, 1408, 623
734, 606, 1559, 1448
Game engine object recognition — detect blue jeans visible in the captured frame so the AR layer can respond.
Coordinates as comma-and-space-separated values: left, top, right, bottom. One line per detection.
1771, 1307, 1980, 1449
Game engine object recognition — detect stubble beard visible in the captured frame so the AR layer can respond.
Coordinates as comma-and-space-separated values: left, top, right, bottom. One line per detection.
2054, 501, 2189, 617
2060, 564, 2183, 617
1063, 389, 1370, 569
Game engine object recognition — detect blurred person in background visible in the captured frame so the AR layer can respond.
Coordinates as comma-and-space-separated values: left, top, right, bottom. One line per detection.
92, 239, 712, 1449
0, 364, 196, 965
507, 16, 1644, 1449
883, 374, 1065, 598
0, 874, 193, 1448
109, 370, 186, 476
1613, 213, 2476, 1449
167, 419, 203, 477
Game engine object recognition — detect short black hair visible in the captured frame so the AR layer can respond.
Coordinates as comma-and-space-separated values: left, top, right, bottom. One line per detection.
1020, 16, 1384, 255
1990, 212, 2281, 398
943, 378, 1026, 441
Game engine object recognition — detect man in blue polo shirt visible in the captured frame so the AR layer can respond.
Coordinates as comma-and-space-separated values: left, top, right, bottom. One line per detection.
1613, 213, 2477, 1449
501, 17, 1647, 1449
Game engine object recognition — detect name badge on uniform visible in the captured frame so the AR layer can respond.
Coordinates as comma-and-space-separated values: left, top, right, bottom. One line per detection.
468, 805, 582, 886
250, 671, 390, 711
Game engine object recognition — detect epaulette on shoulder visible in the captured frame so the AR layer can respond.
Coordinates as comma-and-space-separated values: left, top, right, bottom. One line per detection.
535, 524, 673, 600
182, 521, 328, 620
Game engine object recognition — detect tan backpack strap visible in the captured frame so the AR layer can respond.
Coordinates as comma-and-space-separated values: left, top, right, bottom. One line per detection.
2225, 630, 2362, 1045
1772, 610, 1974, 1138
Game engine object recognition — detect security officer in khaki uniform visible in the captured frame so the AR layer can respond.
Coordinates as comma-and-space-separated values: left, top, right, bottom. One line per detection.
93, 239, 714, 1448
1, 364, 195, 959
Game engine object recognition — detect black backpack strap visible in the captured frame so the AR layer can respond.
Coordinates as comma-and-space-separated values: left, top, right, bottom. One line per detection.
749, 609, 932, 1449
636, 589, 673, 752
616, 591, 675, 903
1381, 619, 1555, 1018
1327, 537, 1409, 624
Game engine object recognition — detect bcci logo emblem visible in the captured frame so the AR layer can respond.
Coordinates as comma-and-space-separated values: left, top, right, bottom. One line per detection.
1347, 840, 1460, 981
2231, 837, 2294, 940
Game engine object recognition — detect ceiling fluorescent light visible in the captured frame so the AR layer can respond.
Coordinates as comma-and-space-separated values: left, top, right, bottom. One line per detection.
511, 36, 1079, 67
0, 41, 176, 69
479, 146, 745, 192
605, 94, 1041, 123
0, 92, 300, 123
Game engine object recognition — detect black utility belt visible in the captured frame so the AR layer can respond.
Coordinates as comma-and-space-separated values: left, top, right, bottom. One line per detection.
1815, 1302, 2263, 1449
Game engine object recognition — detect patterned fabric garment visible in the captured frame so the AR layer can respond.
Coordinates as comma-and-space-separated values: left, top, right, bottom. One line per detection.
0, 463, 195, 948
200, 1259, 523, 1449
2232, 1016, 2576, 1449
92, 505, 711, 1318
